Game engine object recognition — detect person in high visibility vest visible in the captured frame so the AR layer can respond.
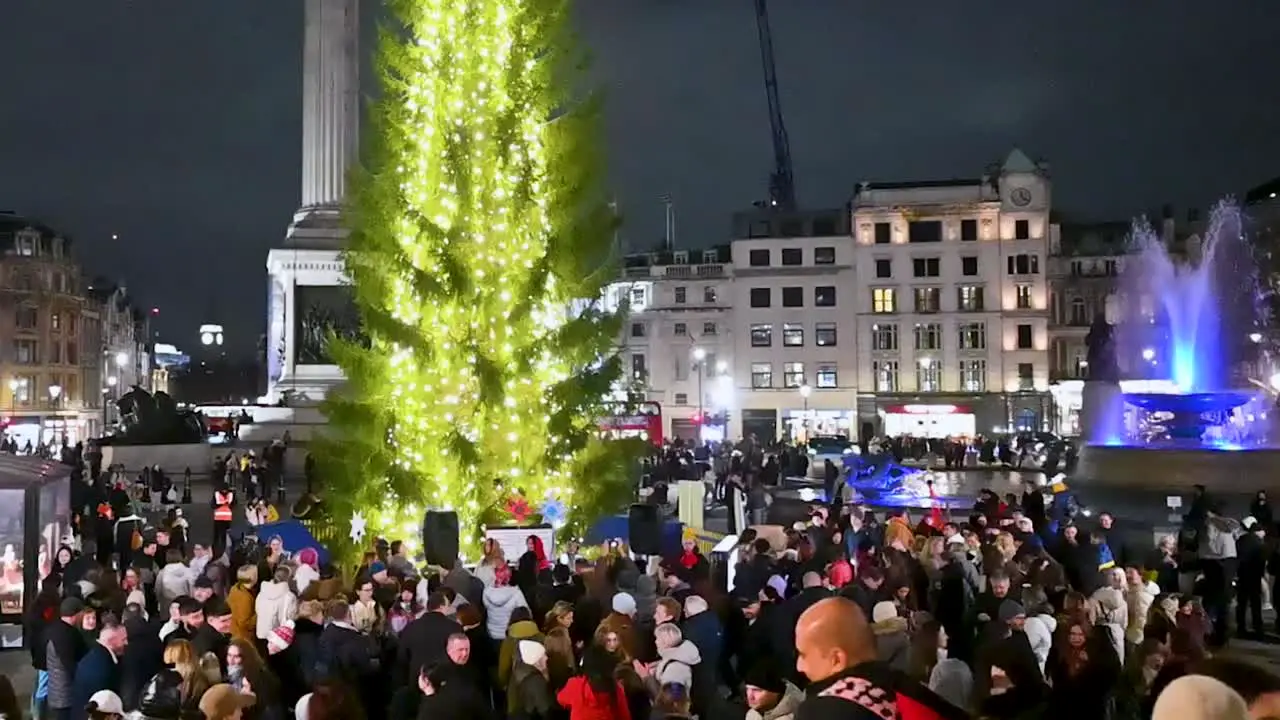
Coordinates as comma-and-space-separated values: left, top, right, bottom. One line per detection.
212, 484, 235, 559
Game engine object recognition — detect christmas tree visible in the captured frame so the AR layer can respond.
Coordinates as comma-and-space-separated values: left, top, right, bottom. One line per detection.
316, 0, 637, 559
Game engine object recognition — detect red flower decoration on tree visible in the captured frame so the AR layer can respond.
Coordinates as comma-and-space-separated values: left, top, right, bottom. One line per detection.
505, 495, 532, 523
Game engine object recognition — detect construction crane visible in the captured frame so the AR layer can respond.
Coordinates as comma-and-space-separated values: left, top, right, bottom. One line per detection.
753, 0, 796, 211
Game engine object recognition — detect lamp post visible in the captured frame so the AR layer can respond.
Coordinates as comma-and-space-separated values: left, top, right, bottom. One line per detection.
692, 347, 706, 443
105, 376, 118, 433
114, 351, 129, 388
799, 384, 812, 442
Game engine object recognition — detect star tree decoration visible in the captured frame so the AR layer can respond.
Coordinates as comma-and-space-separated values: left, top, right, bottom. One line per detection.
310, 0, 645, 560
539, 498, 567, 527
349, 512, 368, 543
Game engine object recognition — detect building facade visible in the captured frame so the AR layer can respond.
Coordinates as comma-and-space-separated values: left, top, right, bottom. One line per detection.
728, 208, 855, 442
606, 247, 734, 442
88, 281, 153, 427
851, 149, 1054, 439
0, 212, 105, 446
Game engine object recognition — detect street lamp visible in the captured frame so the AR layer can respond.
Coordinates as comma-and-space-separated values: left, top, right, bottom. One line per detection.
1251, 332, 1264, 344
799, 384, 812, 441
105, 376, 118, 431
692, 348, 706, 443
1142, 347, 1156, 362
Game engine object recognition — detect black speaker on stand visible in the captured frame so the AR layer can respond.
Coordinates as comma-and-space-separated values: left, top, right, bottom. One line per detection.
422, 510, 460, 567
628, 503, 662, 556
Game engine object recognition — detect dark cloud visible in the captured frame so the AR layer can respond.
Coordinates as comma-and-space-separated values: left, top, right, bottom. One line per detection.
0, 0, 1275, 353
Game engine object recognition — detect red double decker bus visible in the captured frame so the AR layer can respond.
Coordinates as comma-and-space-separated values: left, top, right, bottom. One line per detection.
599, 401, 663, 446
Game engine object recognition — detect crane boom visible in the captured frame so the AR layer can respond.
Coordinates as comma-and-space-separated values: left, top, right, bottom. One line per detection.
753, 0, 796, 210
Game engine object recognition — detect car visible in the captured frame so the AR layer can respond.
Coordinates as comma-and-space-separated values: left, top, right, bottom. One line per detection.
805, 435, 859, 479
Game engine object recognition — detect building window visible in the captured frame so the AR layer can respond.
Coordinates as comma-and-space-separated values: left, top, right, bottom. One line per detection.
871, 324, 898, 351
960, 359, 986, 392
875, 259, 892, 278
1016, 324, 1034, 350
783, 362, 805, 388
701, 352, 718, 377
814, 247, 836, 265
15, 340, 38, 365
674, 393, 688, 405
913, 323, 942, 350
961, 256, 979, 276
631, 353, 648, 382
1015, 284, 1033, 309
917, 361, 941, 392
674, 287, 686, 304
751, 362, 773, 389
702, 322, 717, 336
815, 322, 837, 347
908, 220, 942, 243
1015, 219, 1030, 240
630, 287, 646, 306
814, 286, 836, 307
630, 322, 646, 338
874, 360, 899, 392
51, 312, 61, 332
874, 222, 892, 244
872, 288, 896, 313
674, 356, 689, 381
68, 315, 77, 334
50, 343, 62, 364
960, 218, 978, 241
816, 365, 838, 389
1017, 362, 1035, 391
1074, 355, 1089, 378
749, 249, 770, 267
674, 251, 689, 264
912, 258, 940, 278
15, 306, 37, 330
1070, 297, 1087, 325
674, 323, 687, 337
701, 249, 718, 263
781, 248, 802, 266
703, 286, 717, 303
958, 322, 987, 350
913, 287, 941, 313
66, 342, 77, 365
781, 287, 804, 307
750, 288, 771, 308
1007, 254, 1039, 275
750, 324, 773, 347
11, 376, 31, 404
783, 323, 804, 347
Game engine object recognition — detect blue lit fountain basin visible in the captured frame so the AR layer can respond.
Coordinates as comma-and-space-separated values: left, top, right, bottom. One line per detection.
1122, 391, 1254, 415
1075, 444, 1280, 492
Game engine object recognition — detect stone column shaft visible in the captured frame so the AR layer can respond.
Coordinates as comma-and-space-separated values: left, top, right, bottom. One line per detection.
300, 0, 359, 211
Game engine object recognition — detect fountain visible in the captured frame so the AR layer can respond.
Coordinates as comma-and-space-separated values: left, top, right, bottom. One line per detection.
1075, 201, 1280, 490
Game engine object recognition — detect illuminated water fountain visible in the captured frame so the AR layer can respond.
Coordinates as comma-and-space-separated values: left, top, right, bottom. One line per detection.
1076, 201, 1280, 489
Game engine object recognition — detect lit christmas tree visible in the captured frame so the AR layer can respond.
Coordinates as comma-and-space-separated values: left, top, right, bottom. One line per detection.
317, 0, 636, 559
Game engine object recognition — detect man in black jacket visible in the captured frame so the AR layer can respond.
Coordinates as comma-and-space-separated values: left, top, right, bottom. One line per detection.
46, 597, 88, 720
397, 590, 461, 683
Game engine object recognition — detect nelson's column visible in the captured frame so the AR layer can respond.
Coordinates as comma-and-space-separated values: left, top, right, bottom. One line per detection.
265, 0, 360, 419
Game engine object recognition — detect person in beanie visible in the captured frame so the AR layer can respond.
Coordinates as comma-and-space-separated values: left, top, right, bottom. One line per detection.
47, 597, 88, 720
744, 660, 804, 720
509, 639, 554, 719
267, 621, 295, 655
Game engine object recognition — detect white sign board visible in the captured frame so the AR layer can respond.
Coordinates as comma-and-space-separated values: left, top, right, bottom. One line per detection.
1166, 496, 1183, 509
485, 525, 555, 566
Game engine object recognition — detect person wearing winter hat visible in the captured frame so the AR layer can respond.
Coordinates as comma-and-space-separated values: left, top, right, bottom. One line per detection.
266, 621, 295, 655
85, 689, 125, 720
611, 591, 637, 618
744, 660, 803, 720
293, 548, 320, 595
998, 600, 1026, 629
599, 594, 641, 661
1153, 675, 1250, 720
870, 601, 910, 673
507, 639, 553, 717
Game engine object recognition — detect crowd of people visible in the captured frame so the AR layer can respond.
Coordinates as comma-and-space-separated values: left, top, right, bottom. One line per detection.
8, 449, 1280, 720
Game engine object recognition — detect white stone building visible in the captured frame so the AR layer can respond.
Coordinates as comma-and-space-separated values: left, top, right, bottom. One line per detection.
605, 247, 735, 441
851, 149, 1054, 439
727, 208, 855, 442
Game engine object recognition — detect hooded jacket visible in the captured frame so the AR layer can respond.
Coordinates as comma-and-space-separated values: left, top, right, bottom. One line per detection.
652, 640, 702, 689
872, 616, 911, 674
1022, 613, 1057, 673
1125, 580, 1159, 645
483, 584, 530, 640
155, 562, 192, 608
1091, 586, 1128, 665
255, 579, 299, 640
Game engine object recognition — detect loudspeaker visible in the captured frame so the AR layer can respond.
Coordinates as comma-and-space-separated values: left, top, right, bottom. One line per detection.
628, 503, 662, 556
422, 510, 460, 567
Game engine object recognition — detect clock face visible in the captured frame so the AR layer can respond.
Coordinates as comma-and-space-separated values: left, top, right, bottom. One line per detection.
1011, 187, 1032, 207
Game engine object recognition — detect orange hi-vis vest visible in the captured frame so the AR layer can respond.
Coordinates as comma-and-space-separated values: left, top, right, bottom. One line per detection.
214, 490, 234, 522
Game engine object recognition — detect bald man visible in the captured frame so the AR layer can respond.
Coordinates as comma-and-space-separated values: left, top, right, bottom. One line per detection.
794, 598, 968, 720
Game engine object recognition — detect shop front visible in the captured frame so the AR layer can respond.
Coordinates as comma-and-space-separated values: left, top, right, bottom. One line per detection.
858, 394, 1011, 440
782, 409, 854, 443
3, 415, 86, 452
740, 408, 778, 443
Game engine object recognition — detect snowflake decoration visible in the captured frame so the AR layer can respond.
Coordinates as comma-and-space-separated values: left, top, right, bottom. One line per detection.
349, 512, 367, 543
505, 496, 532, 524
540, 499, 567, 527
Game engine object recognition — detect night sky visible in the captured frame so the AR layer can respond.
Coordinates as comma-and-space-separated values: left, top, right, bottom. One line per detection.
1, 0, 1276, 355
